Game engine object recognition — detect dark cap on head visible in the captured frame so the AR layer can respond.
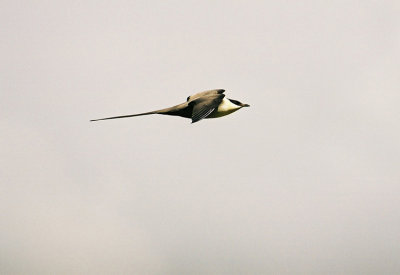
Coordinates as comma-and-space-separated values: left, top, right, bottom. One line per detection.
229, 99, 250, 107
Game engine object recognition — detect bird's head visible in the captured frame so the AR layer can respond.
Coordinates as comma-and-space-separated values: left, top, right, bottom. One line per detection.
229, 99, 250, 108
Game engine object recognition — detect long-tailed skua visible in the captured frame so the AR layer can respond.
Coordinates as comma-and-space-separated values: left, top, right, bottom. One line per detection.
90, 89, 249, 123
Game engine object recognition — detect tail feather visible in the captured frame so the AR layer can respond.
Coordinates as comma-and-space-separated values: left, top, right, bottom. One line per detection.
90, 102, 190, 122
90, 111, 156, 122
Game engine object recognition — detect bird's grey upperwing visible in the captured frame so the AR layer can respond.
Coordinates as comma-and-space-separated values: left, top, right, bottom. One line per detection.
190, 93, 225, 123
187, 89, 225, 102
90, 102, 190, 122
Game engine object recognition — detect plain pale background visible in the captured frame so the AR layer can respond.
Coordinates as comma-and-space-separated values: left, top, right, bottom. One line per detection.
1, 1, 399, 274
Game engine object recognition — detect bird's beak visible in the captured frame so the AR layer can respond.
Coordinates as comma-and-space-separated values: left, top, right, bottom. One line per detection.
241, 103, 250, 107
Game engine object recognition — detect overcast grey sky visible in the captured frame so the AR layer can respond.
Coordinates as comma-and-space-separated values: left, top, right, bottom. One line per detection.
1, 1, 400, 274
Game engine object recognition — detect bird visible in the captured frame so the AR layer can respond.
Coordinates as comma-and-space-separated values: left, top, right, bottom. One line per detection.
90, 89, 249, 124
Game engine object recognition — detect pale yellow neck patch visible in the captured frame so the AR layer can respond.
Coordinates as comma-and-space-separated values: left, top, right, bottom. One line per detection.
207, 98, 241, 118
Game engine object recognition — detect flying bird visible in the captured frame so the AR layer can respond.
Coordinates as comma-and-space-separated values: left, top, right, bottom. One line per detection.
90, 89, 249, 123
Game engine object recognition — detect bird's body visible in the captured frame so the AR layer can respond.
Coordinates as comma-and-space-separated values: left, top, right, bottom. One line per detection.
91, 89, 249, 123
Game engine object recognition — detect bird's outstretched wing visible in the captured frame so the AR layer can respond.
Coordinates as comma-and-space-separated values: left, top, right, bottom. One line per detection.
187, 89, 225, 103
190, 93, 225, 123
